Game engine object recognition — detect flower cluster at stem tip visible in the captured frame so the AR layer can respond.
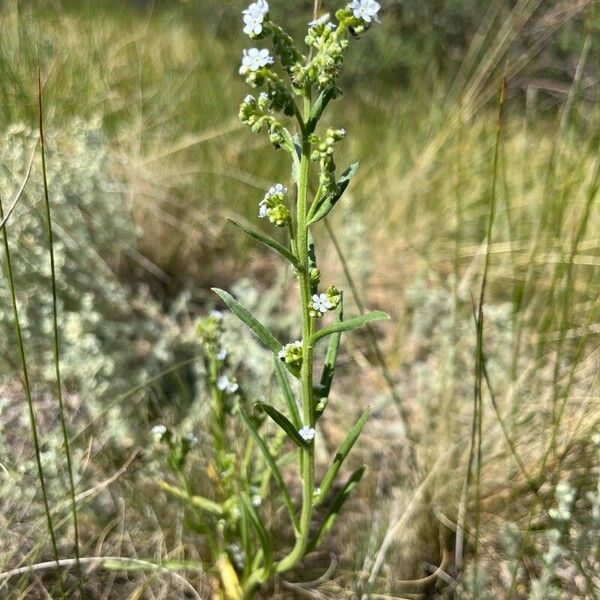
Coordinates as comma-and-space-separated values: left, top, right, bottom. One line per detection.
258, 183, 290, 226
238, 0, 382, 149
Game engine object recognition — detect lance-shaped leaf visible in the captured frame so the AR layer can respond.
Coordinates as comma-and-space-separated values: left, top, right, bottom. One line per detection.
159, 481, 224, 516
238, 407, 300, 534
316, 409, 369, 505
255, 402, 306, 447
212, 288, 281, 354
311, 310, 390, 346
307, 466, 366, 553
241, 493, 274, 574
316, 295, 344, 405
305, 86, 338, 134
308, 162, 359, 225
274, 358, 301, 427
228, 218, 298, 267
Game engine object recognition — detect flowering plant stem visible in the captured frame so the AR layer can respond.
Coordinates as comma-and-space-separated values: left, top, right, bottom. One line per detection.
154, 3, 386, 597
276, 91, 315, 574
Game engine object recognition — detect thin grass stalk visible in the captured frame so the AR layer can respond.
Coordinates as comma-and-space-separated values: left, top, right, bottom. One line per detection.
469, 75, 506, 594
0, 193, 66, 598
37, 64, 84, 595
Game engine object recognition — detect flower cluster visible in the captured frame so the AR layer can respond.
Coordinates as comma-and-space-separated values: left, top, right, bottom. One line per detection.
196, 310, 227, 357
242, 0, 269, 37
309, 286, 341, 318
278, 340, 303, 369
239, 94, 294, 150
310, 128, 347, 194
217, 375, 239, 395
258, 184, 290, 226
298, 16, 348, 88
150, 425, 199, 470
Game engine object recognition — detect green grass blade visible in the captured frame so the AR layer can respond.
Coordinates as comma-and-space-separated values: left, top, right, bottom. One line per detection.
38, 63, 83, 594
316, 409, 369, 505
311, 310, 389, 346
0, 193, 66, 598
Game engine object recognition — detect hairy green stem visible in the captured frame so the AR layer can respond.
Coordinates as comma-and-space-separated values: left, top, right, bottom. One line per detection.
276, 90, 314, 574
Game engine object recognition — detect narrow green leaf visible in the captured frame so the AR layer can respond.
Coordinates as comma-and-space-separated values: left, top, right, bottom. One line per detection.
238, 407, 299, 534
308, 162, 359, 225
274, 358, 301, 427
305, 87, 337, 134
307, 466, 366, 553
228, 218, 297, 266
212, 288, 281, 354
317, 295, 344, 406
311, 310, 390, 346
316, 409, 369, 504
238, 492, 252, 579
159, 481, 224, 516
255, 401, 305, 447
241, 493, 274, 574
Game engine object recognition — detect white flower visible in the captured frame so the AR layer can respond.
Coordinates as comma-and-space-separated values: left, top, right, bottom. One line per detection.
217, 348, 228, 361
258, 92, 269, 102
217, 375, 239, 394
241, 0, 269, 41
184, 432, 199, 447
244, 94, 255, 104
298, 426, 316, 442
239, 48, 274, 75
311, 293, 334, 315
251, 494, 262, 507
309, 13, 330, 27
267, 183, 287, 197
151, 424, 167, 442
350, 0, 381, 23
211, 310, 224, 320
258, 201, 268, 218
